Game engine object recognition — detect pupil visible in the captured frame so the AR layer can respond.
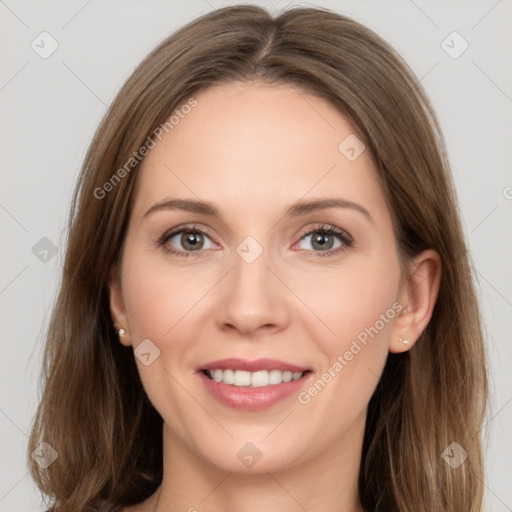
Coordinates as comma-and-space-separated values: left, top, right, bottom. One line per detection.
313, 232, 333, 250
183, 232, 203, 251
179, 231, 334, 252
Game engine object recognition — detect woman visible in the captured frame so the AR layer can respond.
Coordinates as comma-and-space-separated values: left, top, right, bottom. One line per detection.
28, 5, 488, 511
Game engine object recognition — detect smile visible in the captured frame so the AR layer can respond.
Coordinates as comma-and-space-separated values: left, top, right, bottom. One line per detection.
197, 358, 312, 410
203, 368, 304, 387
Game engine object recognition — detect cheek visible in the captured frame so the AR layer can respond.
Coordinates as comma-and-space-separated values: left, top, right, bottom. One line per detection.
119, 249, 204, 435
291, 258, 400, 439
292, 253, 401, 355
121, 248, 209, 340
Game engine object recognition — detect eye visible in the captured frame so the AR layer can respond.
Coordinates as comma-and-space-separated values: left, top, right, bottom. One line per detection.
156, 223, 353, 259
156, 224, 216, 257
295, 224, 353, 257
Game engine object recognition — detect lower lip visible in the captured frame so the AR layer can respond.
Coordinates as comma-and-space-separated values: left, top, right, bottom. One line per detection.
198, 371, 311, 411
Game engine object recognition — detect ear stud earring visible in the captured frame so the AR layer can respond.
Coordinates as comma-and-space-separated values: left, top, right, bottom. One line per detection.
118, 328, 126, 339
399, 337, 409, 345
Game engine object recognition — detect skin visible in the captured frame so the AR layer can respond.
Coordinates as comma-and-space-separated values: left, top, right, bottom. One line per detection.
110, 81, 441, 512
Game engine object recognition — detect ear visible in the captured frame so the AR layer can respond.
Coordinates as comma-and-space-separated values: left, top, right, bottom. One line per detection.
108, 264, 132, 347
389, 249, 442, 353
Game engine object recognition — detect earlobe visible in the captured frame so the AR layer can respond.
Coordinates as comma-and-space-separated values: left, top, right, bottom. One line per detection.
108, 265, 132, 347
389, 249, 442, 353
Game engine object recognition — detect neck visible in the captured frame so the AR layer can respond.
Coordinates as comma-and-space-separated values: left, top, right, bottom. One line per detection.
150, 412, 367, 512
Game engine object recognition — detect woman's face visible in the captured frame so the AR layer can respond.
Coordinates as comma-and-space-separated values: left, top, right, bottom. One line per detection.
110, 81, 408, 474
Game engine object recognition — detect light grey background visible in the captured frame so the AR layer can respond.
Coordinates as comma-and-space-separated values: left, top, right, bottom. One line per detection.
1, 1, 511, 510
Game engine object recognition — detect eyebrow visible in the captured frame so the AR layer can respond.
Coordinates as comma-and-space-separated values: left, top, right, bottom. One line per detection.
143, 197, 373, 223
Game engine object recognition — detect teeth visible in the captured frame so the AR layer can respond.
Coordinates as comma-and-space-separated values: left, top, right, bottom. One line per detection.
223, 368, 234, 385
234, 370, 251, 386
250, 370, 266, 387
206, 369, 304, 387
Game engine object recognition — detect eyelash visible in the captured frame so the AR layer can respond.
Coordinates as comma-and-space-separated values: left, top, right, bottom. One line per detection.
155, 223, 354, 259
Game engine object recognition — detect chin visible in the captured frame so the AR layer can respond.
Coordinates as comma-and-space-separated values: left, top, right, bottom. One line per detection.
188, 433, 309, 475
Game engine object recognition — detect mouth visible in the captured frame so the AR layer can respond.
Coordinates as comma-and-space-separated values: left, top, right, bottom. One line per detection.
201, 368, 308, 387
197, 358, 312, 410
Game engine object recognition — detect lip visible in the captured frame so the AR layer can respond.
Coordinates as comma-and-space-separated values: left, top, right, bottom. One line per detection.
198, 358, 309, 373
197, 358, 312, 411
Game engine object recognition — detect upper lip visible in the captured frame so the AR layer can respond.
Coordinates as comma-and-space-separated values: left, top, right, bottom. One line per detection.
198, 358, 310, 373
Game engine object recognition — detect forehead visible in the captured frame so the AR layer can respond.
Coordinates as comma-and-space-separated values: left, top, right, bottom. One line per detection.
133, 81, 386, 220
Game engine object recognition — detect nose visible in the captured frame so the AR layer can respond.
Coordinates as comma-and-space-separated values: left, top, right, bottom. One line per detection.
215, 245, 290, 338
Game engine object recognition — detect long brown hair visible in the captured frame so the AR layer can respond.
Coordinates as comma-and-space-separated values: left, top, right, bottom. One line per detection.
28, 5, 489, 511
